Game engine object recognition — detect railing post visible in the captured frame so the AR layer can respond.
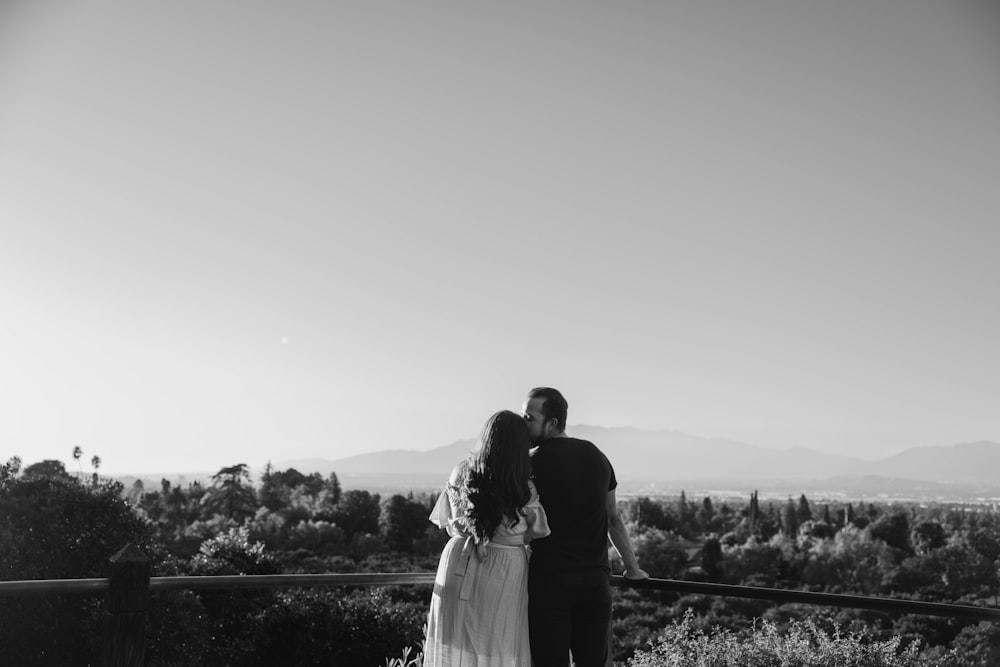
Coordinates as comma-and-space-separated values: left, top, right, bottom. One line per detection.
102, 543, 149, 667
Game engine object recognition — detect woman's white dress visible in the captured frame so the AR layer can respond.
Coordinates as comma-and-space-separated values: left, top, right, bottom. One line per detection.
423, 469, 550, 667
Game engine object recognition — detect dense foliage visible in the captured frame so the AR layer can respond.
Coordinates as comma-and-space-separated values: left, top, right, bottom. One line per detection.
628, 610, 926, 666
0, 471, 155, 666
3, 452, 999, 666
629, 611, 1000, 667
0, 458, 436, 666
610, 492, 1000, 664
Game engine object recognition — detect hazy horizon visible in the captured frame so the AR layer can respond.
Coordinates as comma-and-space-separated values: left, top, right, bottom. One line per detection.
121, 429, 999, 478
2, 1, 998, 476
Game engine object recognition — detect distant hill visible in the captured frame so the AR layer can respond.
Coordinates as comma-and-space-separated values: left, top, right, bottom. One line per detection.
275, 438, 478, 479
113, 430, 1000, 500
867, 441, 1000, 485
269, 427, 1000, 497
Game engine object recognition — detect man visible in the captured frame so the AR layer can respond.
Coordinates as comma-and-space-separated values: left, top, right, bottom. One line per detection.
523, 387, 649, 667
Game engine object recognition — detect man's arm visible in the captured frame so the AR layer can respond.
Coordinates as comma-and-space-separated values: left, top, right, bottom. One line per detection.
607, 489, 649, 580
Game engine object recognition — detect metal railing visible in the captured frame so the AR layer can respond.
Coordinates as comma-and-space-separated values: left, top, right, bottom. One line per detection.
613, 576, 1000, 623
0, 572, 436, 597
2, 543, 998, 666
4, 573, 998, 622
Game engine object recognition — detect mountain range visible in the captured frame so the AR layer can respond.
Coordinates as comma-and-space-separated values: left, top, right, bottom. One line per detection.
269, 426, 1000, 499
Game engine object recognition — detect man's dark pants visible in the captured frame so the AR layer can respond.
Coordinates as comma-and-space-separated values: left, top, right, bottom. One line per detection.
528, 569, 612, 667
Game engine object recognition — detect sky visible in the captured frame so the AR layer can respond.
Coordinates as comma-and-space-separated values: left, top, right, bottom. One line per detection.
1, 1, 998, 476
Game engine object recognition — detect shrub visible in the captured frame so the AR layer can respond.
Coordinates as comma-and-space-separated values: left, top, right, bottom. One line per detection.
384, 645, 423, 666
628, 609, 927, 666
144, 530, 428, 667
253, 588, 426, 666
0, 475, 155, 666
181, 527, 281, 666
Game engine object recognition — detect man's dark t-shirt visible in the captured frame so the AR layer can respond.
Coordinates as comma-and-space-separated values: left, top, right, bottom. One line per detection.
529, 436, 617, 574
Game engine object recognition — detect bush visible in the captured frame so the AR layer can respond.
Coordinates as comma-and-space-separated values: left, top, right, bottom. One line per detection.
0, 476, 154, 580
0, 475, 155, 666
179, 527, 281, 666
943, 621, 1000, 667
143, 529, 428, 667
384, 645, 423, 667
628, 609, 927, 666
252, 588, 426, 666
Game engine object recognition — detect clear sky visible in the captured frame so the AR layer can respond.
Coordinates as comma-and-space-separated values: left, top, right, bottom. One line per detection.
2, 1, 998, 475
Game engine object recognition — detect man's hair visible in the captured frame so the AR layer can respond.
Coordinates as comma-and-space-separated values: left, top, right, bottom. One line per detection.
527, 387, 568, 432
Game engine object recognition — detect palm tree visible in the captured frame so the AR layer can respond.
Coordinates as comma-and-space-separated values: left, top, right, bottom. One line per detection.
72, 446, 83, 480
90, 455, 101, 485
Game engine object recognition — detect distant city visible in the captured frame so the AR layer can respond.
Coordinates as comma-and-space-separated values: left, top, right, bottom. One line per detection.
111, 425, 1000, 505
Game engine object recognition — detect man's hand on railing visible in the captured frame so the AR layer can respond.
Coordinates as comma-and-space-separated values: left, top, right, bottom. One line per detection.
622, 567, 649, 581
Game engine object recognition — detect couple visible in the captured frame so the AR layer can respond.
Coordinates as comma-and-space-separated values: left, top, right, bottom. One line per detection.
423, 387, 649, 667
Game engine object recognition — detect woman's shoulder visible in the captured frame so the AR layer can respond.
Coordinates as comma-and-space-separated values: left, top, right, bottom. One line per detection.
447, 458, 472, 487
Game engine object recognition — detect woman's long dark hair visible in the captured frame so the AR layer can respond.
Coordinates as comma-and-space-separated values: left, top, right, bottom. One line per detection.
465, 410, 532, 542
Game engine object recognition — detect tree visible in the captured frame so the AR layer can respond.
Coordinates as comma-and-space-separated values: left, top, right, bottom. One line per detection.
301, 472, 325, 499
935, 543, 998, 599
844, 502, 856, 526
72, 445, 83, 479
259, 462, 278, 510
187, 527, 280, 666
379, 494, 430, 553
676, 490, 701, 536
326, 471, 342, 506
911, 521, 946, 555
164, 484, 191, 533
722, 539, 785, 587
869, 511, 912, 554
796, 494, 812, 524
0, 474, 154, 665
259, 463, 299, 512
965, 526, 1000, 562
632, 497, 669, 531
701, 536, 723, 582
127, 478, 145, 503
781, 497, 799, 536
260, 466, 331, 514
90, 454, 101, 485
332, 490, 381, 544
881, 554, 941, 595
799, 519, 837, 541
697, 496, 716, 529
947, 621, 1000, 666
21, 459, 73, 481
828, 525, 897, 595
0, 456, 21, 486
202, 464, 256, 522
745, 491, 760, 534
628, 528, 692, 579
759, 502, 781, 540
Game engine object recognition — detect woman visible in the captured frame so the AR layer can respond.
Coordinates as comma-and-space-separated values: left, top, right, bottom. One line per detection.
423, 410, 550, 666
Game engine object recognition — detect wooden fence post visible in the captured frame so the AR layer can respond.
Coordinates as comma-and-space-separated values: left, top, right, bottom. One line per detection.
102, 543, 149, 667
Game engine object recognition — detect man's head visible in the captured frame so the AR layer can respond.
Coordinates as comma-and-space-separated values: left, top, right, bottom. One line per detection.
522, 386, 568, 445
